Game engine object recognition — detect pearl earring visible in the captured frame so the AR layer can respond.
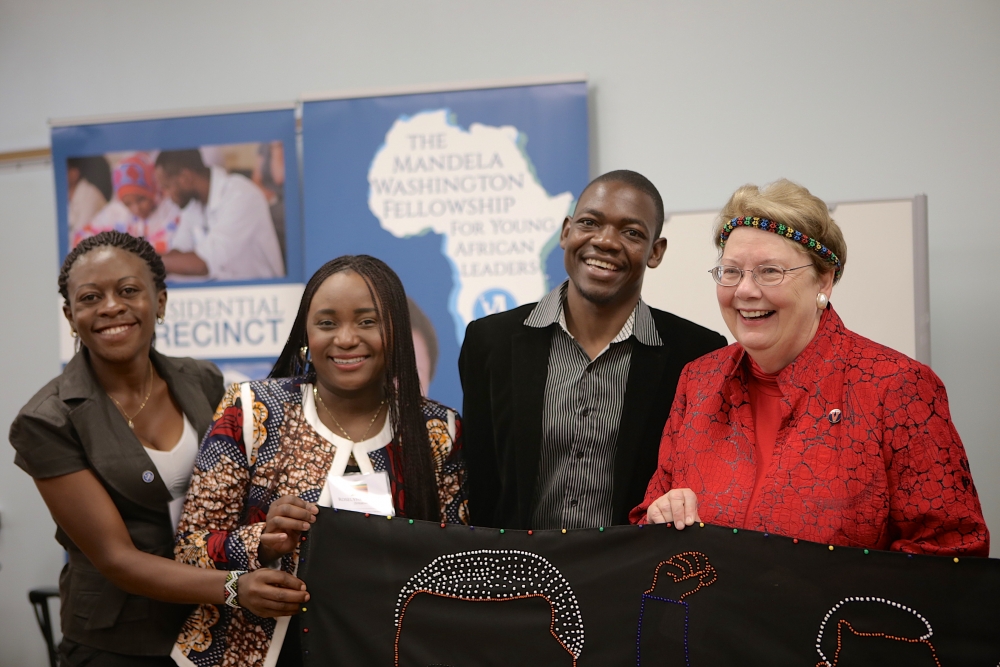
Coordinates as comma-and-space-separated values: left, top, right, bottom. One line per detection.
816, 293, 829, 310
157, 316, 165, 325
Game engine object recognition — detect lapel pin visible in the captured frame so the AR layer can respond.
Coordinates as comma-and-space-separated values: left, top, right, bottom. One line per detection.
142, 470, 155, 483
828, 409, 842, 424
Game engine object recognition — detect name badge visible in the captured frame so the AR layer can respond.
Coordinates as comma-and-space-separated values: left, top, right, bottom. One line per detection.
328, 471, 395, 516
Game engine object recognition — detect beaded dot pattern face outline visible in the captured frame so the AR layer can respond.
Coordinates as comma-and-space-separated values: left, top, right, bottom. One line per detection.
393, 549, 585, 665
814, 597, 940, 667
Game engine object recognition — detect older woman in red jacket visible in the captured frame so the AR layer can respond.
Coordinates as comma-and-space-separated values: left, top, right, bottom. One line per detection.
631, 180, 989, 556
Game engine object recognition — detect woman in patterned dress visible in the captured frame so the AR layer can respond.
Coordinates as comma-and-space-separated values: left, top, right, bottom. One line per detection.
172, 255, 469, 667
632, 180, 989, 556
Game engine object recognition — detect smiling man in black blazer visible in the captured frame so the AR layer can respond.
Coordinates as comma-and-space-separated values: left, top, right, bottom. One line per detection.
459, 170, 727, 530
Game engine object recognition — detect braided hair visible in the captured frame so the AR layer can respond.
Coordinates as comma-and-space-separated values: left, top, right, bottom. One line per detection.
59, 231, 167, 306
271, 256, 439, 521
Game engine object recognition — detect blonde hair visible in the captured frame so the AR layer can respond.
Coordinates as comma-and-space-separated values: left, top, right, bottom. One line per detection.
714, 179, 847, 284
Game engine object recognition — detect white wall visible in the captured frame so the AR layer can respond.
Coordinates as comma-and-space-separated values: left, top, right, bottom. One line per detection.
1, 1, 998, 663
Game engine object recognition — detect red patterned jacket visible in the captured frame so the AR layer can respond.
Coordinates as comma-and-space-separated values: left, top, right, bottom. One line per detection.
630, 308, 989, 556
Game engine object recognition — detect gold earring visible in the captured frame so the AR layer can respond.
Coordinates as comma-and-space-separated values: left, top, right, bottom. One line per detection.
299, 346, 310, 363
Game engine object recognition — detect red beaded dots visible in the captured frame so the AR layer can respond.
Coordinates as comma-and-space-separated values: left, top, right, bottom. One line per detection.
816, 597, 939, 667
645, 552, 718, 601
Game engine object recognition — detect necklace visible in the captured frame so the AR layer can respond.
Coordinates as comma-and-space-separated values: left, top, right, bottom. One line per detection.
313, 386, 385, 443
108, 360, 153, 430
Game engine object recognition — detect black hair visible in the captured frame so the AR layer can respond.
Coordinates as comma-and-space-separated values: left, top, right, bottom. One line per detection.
407, 297, 439, 383
271, 255, 439, 521
578, 169, 665, 237
67, 156, 114, 202
59, 231, 167, 306
154, 149, 210, 177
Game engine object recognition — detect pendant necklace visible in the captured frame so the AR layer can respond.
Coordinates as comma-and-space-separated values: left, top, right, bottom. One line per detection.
314, 386, 385, 443
108, 360, 153, 429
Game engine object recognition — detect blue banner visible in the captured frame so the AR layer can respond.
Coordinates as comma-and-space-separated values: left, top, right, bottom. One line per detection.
301, 81, 589, 408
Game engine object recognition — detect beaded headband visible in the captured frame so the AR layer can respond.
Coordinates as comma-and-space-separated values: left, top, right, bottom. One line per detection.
720, 216, 843, 280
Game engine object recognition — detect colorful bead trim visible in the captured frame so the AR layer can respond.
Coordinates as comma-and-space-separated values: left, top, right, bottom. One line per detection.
720, 216, 843, 280
224, 570, 246, 609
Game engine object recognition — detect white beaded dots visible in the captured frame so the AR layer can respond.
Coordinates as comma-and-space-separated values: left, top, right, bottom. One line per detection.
814, 596, 933, 666
395, 549, 585, 659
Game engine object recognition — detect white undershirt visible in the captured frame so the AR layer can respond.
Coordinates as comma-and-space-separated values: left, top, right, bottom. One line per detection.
145, 416, 198, 530
299, 383, 393, 507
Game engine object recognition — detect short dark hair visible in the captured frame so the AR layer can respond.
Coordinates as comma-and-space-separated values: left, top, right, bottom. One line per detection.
154, 149, 209, 177
59, 231, 167, 306
270, 255, 439, 521
578, 169, 665, 237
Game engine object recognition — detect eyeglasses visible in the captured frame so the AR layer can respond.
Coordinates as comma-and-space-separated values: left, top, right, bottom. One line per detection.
708, 264, 812, 287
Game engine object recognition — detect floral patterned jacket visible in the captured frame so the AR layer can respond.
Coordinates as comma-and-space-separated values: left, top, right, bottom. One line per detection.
631, 308, 989, 556
172, 377, 468, 667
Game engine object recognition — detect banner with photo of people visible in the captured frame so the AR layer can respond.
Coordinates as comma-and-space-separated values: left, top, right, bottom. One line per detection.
51, 106, 304, 383
300, 79, 589, 408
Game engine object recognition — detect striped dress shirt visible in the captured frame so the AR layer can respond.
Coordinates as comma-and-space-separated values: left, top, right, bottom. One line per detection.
526, 282, 663, 529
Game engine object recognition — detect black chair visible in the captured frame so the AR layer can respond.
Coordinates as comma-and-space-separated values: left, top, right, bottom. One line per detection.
29, 587, 60, 667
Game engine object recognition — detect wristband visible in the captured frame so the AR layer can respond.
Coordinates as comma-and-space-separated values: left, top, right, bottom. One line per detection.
224, 570, 247, 609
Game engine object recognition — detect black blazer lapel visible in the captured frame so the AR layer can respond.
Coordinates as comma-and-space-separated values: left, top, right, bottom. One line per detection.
510, 325, 554, 527
70, 400, 170, 514
611, 341, 668, 520
60, 351, 219, 513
